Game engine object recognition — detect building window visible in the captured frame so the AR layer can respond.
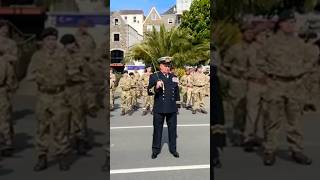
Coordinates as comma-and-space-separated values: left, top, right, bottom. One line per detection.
114, 18, 120, 25
151, 14, 157, 20
168, 18, 173, 24
154, 25, 160, 31
133, 16, 137, 22
147, 25, 153, 32
114, 33, 120, 41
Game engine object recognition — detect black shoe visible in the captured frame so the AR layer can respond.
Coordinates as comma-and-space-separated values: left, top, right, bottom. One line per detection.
243, 141, 255, 152
192, 110, 196, 114
142, 110, 148, 116
128, 109, 134, 116
121, 111, 125, 116
88, 111, 97, 118
291, 152, 312, 165
201, 109, 208, 114
263, 152, 276, 166
33, 155, 48, 172
58, 154, 70, 171
151, 153, 158, 159
1, 148, 14, 157
171, 151, 179, 158
150, 111, 153, 115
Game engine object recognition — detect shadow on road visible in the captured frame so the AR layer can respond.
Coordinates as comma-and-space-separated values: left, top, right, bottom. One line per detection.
255, 148, 294, 163
13, 132, 34, 155
12, 109, 34, 122
0, 165, 14, 176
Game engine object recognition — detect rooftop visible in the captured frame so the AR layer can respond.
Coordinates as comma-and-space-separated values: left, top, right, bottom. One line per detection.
119, 9, 144, 15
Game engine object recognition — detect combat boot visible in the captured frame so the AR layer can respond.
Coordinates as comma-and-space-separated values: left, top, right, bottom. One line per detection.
291, 151, 312, 165
263, 152, 276, 166
33, 155, 48, 171
201, 109, 208, 114
142, 110, 148, 116
58, 154, 70, 171
192, 110, 196, 114
121, 109, 125, 116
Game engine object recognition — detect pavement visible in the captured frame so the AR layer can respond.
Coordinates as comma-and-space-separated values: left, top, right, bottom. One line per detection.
110, 95, 210, 180
215, 112, 320, 180
0, 81, 107, 180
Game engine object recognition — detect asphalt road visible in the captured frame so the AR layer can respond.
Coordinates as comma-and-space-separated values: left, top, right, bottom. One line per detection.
0, 81, 107, 180
110, 95, 210, 180
215, 112, 320, 180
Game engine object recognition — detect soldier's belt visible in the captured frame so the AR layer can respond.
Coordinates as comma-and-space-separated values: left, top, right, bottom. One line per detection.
38, 86, 65, 94
194, 85, 205, 87
267, 73, 306, 82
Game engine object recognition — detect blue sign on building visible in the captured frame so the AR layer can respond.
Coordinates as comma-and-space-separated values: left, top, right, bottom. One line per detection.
54, 14, 109, 27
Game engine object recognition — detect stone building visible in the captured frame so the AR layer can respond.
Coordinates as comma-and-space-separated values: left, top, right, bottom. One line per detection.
110, 11, 143, 70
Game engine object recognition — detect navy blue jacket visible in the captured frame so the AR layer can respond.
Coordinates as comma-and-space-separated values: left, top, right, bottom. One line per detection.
148, 72, 180, 113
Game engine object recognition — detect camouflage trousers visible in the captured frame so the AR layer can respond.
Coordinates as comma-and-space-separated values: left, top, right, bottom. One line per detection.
130, 88, 138, 107
262, 96, 304, 153
0, 88, 13, 150
35, 91, 71, 157
142, 88, 153, 110
121, 90, 131, 113
110, 88, 114, 110
66, 84, 87, 142
85, 83, 105, 112
192, 87, 206, 111
243, 82, 266, 142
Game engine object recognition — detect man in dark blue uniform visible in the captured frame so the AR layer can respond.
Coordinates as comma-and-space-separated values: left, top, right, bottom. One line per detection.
148, 56, 180, 159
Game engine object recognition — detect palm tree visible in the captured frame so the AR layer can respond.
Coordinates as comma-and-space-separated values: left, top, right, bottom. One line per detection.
126, 25, 209, 68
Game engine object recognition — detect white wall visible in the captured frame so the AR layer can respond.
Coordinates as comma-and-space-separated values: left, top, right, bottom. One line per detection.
120, 14, 144, 36
176, 0, 193, 15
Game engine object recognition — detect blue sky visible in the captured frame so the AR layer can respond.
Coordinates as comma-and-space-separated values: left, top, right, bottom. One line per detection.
110, 0, 176, 15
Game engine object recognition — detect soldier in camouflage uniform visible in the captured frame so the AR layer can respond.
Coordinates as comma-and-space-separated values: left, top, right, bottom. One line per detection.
140, 65, 153, 115
242, 28, 268, 152
60, 34, 89, 156
180, 68, 193, 109
220, 23, 255, 146
0, 20, 19, 157
110, 69, 116, 111
129, 72, 139, 110
257, 11, 316, 166
75, 19, 98, 117
191, 65, 208, 114
0, 49, 18, 157
118, 71, 133, 115
28, 28, 71, 171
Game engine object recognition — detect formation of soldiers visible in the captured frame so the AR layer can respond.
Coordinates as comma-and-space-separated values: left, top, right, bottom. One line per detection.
110, 64, 210, 116
0, 19, 108, 172
218, 10, 319, 166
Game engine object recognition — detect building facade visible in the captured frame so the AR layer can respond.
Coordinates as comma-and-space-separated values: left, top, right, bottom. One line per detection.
176, 0, 193, 15
110, 11, 143, 69
119, 10, 144, 36
143, 7, 163, 33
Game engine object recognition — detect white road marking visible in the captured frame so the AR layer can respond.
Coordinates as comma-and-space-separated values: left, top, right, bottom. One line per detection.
110, 164, 210, 174
110, 124, 209, 130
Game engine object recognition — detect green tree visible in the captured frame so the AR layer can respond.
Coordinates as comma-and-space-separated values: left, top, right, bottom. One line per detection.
179, 0, 211, 41
126, 25, 209, 68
